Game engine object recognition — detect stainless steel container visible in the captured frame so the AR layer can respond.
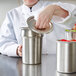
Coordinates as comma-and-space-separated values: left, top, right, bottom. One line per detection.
21, 16, 53, 64
65, 30, 76, 40
57, 40, 76, 73
21, 27, 43, 64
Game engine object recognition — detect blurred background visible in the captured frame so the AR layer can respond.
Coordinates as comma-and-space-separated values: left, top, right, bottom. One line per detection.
0, 0, 76, 26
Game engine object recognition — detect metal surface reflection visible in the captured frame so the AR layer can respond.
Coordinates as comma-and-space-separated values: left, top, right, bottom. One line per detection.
22, 64, 41, 76
56, 72, 76, 76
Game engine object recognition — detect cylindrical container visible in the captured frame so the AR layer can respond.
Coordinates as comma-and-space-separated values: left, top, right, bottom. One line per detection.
57, 40, 76, 73
65, 30, 76, 40
21, 27, 43, 64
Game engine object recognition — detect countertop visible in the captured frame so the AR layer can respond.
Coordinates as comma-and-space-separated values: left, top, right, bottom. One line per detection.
0, 54, 76, 76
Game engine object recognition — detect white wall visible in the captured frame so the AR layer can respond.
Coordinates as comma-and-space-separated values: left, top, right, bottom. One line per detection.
0, 0, 23, 26
0, 0, 76, 26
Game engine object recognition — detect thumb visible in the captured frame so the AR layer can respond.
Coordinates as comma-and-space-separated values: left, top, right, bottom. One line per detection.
19, 45, 22, 51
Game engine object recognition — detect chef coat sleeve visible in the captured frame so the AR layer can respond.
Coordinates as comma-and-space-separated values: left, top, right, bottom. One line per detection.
51, 2, 76, 29
0, 12, 19, 57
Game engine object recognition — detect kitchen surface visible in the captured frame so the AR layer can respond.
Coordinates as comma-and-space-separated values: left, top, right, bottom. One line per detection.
0, 54, 76, 76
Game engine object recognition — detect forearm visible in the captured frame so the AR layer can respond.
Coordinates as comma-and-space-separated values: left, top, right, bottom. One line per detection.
0, 41, 19, 56
46, 4, 69, 18
53, 5, 69, 18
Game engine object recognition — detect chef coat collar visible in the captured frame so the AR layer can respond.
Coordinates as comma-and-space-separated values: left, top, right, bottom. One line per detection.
22, 0, 44, 14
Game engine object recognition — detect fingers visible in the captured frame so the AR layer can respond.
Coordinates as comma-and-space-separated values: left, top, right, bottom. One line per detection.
18, 45, 22, 52
35, 14, 50, 30
18, 50, 22, 57
42, 18, 50, 29
18, 45, 22, 57
35, 16, 41, 29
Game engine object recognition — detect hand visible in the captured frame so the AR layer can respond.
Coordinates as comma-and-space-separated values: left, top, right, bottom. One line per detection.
16, 45, 22, 57
35, 5, 55, 29
35, 5, 68, 29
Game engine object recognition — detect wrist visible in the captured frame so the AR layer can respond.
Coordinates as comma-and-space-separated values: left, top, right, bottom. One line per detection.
45, 5, 56, 19
47, 5, 56, 13
53, 5, 69, 18
53, 5, 61, 15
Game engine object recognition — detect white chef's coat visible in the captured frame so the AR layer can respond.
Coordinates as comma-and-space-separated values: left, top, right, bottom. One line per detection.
0, 1, 76, 56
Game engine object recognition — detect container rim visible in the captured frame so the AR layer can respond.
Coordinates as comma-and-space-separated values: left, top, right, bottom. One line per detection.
20, 27, 29, 30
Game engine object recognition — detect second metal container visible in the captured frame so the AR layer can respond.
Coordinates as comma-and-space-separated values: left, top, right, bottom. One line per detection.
21, 27, 43, 64
65, 30, 76, 40
57, 40, 76, 73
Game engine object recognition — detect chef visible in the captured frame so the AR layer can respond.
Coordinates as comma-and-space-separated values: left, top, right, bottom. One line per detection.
0, 0, 76, 57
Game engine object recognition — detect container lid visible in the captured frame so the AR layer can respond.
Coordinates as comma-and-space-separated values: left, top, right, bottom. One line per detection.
27, 16, 53, 34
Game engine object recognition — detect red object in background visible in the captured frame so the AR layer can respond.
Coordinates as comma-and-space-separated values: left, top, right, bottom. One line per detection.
71, 39, 76, 41
72, 24, 76, 30
60, 39, 76, 42
60, 39, 70, 42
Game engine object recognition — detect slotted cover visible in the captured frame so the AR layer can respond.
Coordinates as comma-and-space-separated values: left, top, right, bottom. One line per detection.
27, 16, 53, 34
